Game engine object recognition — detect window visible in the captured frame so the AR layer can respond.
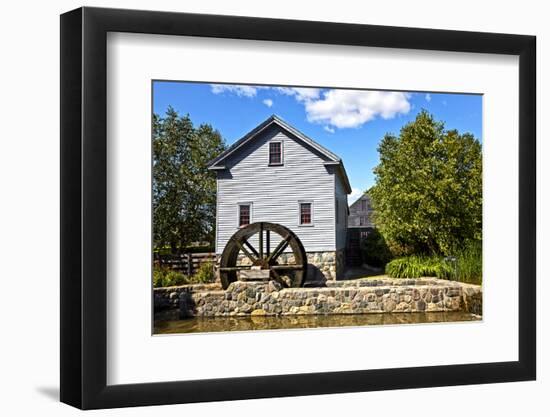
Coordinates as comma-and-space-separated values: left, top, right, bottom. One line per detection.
359, 215, 368, 226
299, 202, 312, 225
361, 199, 367, 211
239, 204, 251, 227
361, 230, 369, 239
269, 141, 282, 165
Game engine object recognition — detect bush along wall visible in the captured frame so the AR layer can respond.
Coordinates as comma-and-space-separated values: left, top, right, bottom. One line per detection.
359, 229, 393, 268
385, 241, 482, 285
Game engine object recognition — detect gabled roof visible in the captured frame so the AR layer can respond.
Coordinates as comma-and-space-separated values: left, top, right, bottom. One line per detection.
207, 115, 352, 194
349, 192, 372, 210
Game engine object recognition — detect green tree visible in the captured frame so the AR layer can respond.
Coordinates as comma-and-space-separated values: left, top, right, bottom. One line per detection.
369, 110, 482, 256
153, 107, 226, 252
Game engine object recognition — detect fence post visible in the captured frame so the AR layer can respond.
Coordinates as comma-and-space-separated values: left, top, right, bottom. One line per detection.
186, 252, 192, 277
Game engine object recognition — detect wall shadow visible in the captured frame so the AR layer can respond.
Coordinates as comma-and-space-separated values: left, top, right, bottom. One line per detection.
303, 263, 328, 287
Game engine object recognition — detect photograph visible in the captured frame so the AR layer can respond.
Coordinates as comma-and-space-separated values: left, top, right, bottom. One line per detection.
152, 81, 483, 334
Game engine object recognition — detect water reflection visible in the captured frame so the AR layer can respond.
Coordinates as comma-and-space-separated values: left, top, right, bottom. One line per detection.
154, 311, 481, 334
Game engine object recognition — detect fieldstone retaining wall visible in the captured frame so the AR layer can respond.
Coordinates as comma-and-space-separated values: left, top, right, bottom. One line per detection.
154, 278, 482, 318
154, 283, 221, 310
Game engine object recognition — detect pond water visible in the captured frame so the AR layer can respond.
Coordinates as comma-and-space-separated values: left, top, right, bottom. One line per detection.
154, 311, 481, 334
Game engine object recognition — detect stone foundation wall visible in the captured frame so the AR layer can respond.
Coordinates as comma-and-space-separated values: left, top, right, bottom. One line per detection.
153, 278, 482, 318
235, 249, 345, 281
307, 249, 346, 281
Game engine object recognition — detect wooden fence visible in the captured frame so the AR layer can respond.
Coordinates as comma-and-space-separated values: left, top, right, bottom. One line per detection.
154, 252, 217, 276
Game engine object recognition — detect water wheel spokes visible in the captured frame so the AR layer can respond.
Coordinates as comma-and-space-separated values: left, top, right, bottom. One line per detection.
233, 237, 258, 264
219, 222, 307, 289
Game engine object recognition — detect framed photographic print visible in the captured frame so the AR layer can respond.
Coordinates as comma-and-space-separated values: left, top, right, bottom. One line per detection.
60, 6, 536, 409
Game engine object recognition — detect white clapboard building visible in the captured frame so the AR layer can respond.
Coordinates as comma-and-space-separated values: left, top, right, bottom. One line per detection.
208, 115, 351, 280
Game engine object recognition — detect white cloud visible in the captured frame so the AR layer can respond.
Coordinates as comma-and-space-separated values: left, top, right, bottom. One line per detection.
210, 85, 320, 102
349, 187, 364, 203
274, 87, 321, 102
209, 84, 411, 130
305, 90, 411, 129
425, 93, 432, 102
210, 84, 261, 97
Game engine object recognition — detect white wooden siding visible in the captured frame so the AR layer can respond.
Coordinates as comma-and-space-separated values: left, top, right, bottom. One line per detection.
215, 125, 337, 254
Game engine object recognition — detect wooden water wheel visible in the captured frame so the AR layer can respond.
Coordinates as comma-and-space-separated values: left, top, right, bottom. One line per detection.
218, 222, 307, 289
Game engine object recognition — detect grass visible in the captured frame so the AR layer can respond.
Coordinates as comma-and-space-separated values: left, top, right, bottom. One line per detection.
452, 242, 482, 284
385, 255, 453, 279
384, 242, 482, 285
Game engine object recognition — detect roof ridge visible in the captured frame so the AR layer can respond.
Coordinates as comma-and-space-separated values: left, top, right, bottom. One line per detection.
269, 114, 341, 162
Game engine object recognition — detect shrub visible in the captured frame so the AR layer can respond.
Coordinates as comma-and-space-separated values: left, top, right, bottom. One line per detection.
153, 262, 217, 287
360, 229, 393, 267
385, 256, 453, 279
189, 262, 216, 284
153, 266, 188, 288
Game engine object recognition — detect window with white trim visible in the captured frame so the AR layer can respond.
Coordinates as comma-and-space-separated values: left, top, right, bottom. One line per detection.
269, 141, 282, 165
299, 202, 312, 225
239, 204, 251, 227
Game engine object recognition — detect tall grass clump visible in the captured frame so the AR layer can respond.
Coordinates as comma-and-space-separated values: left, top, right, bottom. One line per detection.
385, 241, 482, 284
453, 241, 482, 284
385, 256, 453, 279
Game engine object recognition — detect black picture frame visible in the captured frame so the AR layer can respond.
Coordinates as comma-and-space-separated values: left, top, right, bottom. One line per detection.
60, 6, 536, 410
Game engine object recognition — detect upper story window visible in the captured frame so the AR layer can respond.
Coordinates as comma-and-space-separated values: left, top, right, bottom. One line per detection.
359, 215, 368, 226
269, 141, 283, 165
239, 204, 251, 227
299, 202, 312, 225
361, 199, 367, 211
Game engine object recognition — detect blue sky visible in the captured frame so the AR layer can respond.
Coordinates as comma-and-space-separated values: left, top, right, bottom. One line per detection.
153, 81, 482, 203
